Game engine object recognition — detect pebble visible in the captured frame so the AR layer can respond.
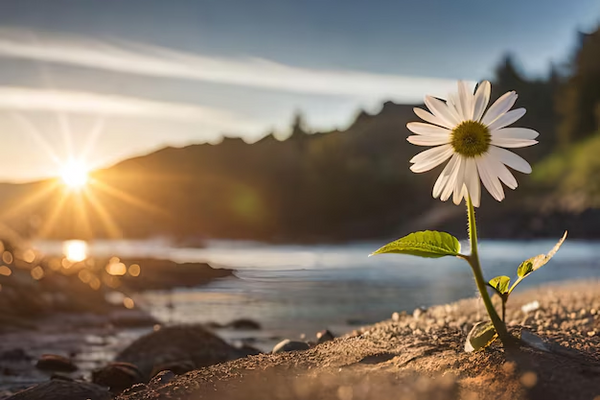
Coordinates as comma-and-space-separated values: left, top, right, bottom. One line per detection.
150, 360, 195, 378
35, 354, 77, 373
413, 307, 426, 319
272, 339, 310, 354
521, 300, 540, 314
225, 319, 261, 330
150, 370, 176, 386
316, 330, 335, 344
0, 349, 31, 362
520, 371, 538, 388
92, 362, 144, 394
587, 331, 596, 337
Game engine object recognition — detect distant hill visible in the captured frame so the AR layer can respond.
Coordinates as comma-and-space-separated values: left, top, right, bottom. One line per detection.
0, 102, 433, 242
1, 97, 598, 243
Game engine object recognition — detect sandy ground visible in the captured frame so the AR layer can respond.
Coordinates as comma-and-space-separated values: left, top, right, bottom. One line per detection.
117, 280, 600, 400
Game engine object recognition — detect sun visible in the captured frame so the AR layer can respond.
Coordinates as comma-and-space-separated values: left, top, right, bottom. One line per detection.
60, 160, 89, 189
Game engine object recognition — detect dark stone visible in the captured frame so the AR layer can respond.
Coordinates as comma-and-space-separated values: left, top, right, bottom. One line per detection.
35, 354, 77, 373
225, 319, 261, 330
116, 325, 242, 381
346, 318, 369, 326
149, 370, 176, 387
50, 374, 74, 381
92, 362, 144, 394
6, 380, 110, 400
358, 353, 396, 365
272, 339, 310, 354
316, 330, 335, 344
0, 349, 31, 362
1, 367, 17, 376
150, 360, 195, 378
204, 321, 224, 329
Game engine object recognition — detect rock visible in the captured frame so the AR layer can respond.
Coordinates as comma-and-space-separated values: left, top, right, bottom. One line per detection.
346, 318, 369, 326
150, 359, 195, 378
115, 325, 243, 380
1, 367, 17, 376
225, 319, 261, 330
204, 321, 224, 329
50, 374, 75, 382
272, 339, 310, 354
316, 330, 335, 344
92, 362, 144, 394
6, 380, 110, 400
413, 307, 427, 319
35, 354, 77, 373
521, 300, 540, 313
0, 349, 31, 362
149, 370, 176, 386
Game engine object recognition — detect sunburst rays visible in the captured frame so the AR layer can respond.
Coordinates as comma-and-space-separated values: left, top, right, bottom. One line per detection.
0, 111, 165, 240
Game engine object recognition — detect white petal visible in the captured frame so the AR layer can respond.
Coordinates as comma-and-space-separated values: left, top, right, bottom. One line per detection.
472, 81, 491, 122
433, 153, 459, 199
452, 156, 467, 205
487, 108, 526, 131
425, 96, 460, 127
409, 144, 454, 173
407, 135, 451, 146
481, 91, 517, 126
458, 81, 474, 121
441, 155, 463, 202
413, 107, 453, 129
407, 122, 452, 136
446, 94, 464, 123
491, 135, 538, 148
465, 158, 481, 207
488, 146, 532, 174
491, 127, 539, 140
487, 155, 518, 189
476, 156, 505, 202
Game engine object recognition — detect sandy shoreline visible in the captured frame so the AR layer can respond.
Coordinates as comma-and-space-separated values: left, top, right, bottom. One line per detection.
3, 280, 600, 400
116, 280, 600, 400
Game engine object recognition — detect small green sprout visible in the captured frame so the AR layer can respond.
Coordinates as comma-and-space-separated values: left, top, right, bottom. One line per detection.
487, 231, 568, 323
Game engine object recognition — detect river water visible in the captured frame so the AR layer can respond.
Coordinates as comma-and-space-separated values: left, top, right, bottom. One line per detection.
34, 238, 600, 351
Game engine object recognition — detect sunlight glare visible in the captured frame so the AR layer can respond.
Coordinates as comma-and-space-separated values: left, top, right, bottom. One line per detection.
60, 160, 89, 189
63, 240, 88, 262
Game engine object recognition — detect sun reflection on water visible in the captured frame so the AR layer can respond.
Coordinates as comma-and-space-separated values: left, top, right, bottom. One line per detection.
63, 240, 88, 262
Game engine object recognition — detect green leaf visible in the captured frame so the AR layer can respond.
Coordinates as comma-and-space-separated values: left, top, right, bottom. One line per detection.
370, 231, 461, 259
465, 321, 497, 352
517, 231, 568, 278
488, 276, 511, 295
517, 260, 534, 278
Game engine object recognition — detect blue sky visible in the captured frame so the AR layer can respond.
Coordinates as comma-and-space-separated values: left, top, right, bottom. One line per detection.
0, 0, 597, 181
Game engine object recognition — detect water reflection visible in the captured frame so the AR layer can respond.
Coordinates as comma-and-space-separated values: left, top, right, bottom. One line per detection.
62, 240, 88, 262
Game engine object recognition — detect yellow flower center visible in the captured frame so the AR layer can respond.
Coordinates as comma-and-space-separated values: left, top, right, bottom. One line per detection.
451, 120, 491, 157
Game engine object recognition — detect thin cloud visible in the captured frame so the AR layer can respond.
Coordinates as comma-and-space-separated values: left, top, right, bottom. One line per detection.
0, 28, 465, 101
0, 86, 256, 130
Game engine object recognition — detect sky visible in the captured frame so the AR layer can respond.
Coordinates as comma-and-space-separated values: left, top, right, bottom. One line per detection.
0, 0, 597, 182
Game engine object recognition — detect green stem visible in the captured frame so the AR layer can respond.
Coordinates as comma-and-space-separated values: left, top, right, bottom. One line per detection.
465, 195, 512, 347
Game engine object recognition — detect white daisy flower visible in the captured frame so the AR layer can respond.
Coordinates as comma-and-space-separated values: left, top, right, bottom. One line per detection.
407, 80, 538, 207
